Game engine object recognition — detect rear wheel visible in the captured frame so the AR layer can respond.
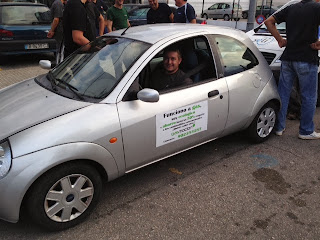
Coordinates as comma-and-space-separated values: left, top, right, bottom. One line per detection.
247, 102, 277, 143
202, 13, 208, 19
26, 162, 102, 231
223, 14, 230, 21
242, 12, 248, 19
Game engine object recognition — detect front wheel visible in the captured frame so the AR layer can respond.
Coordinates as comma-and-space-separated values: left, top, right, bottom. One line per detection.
223, 14, 230, 21
26, 162, 102, 231
247, 103, 277, 143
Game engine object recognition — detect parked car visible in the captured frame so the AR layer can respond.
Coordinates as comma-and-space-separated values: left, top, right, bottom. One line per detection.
242, 5, 277, 19
127, 4, 176, 26
201, 2, 242, 21
0, 2, 56, 60
0, 24, 280, 231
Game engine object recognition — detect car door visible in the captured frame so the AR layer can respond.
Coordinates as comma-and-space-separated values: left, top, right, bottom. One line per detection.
214, 35, 262, 132
116, 36, 229, 172
209, 3, 218, 18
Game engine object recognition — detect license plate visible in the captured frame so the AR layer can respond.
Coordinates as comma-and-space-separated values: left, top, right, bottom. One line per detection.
25, 43, 49, 50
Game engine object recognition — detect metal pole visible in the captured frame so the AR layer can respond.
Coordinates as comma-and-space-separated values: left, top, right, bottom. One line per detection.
246, 0, 258, 32
202, 0, 204, 16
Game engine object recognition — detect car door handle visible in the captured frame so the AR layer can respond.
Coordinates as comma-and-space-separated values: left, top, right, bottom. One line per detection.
208, 90, 220, 98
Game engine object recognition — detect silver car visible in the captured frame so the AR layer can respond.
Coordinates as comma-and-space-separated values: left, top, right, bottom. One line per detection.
0, 24, 280, 231
201, 2, 242, 21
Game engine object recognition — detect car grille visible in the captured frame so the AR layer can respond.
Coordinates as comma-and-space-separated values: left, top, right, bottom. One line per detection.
261, 52, 276, 65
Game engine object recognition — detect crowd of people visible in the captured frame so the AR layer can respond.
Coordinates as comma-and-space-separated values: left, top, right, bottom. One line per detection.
47, 0, 196, 62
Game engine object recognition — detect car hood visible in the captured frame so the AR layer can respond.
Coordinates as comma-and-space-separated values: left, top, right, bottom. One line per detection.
0, 78, 92, 141
248, 33, 282, 52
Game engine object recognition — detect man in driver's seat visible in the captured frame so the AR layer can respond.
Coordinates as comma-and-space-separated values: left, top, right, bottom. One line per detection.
149, 46, 192, 91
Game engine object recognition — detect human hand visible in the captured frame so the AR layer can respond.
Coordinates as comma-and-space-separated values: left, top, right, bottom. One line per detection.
310, 41, 320, 50
47, 30, 54, 38
278, 38, 287, 48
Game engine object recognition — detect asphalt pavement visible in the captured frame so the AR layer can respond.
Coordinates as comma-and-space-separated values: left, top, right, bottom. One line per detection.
1, 55, 320, 239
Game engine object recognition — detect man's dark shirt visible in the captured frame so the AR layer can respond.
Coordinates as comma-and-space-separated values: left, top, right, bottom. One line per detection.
174, 3, 195, 23
274, 0, 320, 64
147, 3, 172, 24
95, 0, 108, 15
150, 68, 192, 91
63, 0, 93, 55
86, 2, 100, 39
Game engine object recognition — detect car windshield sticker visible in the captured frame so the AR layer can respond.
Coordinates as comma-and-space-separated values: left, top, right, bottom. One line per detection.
156, 101, 208, 147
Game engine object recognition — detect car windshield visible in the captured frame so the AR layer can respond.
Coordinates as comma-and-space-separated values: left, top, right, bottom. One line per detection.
50, 37, 150, 100
256, 22, 286, 34
0, 5, 52, 25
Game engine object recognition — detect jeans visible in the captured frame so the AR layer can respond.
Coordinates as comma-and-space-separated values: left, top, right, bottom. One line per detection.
276, 61, 318, 135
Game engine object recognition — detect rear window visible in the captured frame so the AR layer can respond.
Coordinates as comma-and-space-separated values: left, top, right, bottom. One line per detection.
0, 5, 52, 25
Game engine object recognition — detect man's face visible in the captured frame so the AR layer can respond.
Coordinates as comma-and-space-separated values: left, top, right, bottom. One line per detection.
148, 0, 158, 10
175, 0, 184, 7
163, 51, 182, 74
115, 0, 124, 6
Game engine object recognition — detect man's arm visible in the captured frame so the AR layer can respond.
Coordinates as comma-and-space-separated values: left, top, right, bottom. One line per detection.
189, 18, 196, 24
72, 30, 90, 46
98, 14, 105, 36
169, 13, 174, 23
47, 17, 59, 38
264, 16, 287, 48
127, 19, 131, 27
106, 19, 113, 32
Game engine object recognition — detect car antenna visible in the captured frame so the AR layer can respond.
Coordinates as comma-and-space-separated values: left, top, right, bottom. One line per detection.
121, 25, 130, 35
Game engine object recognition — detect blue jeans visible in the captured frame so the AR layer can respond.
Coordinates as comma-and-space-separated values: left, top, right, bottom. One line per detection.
276, 61, 318, 135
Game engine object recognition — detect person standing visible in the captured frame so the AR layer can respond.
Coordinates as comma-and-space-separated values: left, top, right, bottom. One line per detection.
173, 0, 196, 24
106, 0, 130, 32
63, 0, 94, 57
47, 0, 65, 64
147, 0, 173, 24
265, 0, 320, 140
86, 0, 105, 37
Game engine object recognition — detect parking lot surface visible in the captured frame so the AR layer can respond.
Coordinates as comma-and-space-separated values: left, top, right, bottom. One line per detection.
1, 55, 320, 240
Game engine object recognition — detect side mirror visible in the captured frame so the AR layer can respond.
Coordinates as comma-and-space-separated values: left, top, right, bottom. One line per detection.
137, 88, 159, 102
39, 60, 56, 70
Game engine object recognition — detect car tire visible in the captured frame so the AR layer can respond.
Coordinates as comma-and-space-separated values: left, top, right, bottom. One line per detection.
202, 13, 208, 19
26, 162, 102, 231
223, 15, 230, 21
242, 12, 248, 19
247, 102, 277, 143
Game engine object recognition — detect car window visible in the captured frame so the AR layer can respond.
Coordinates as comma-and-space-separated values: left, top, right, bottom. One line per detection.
210, 4, 218, 10
50, 37, 150, 100
128, 7, 148, 20
0, 5, 52, 25
215, 36, 259, 77
124, 36, 217, 99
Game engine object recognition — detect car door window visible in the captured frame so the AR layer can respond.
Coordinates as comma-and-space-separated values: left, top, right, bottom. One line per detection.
123, 37, 217, 100
215, 36, 259, 77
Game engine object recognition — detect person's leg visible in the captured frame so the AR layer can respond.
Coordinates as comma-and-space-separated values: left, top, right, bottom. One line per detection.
275, 61, 296, 132
294, 61, 318, 135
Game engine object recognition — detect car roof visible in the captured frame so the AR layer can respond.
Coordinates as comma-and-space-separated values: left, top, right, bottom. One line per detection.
107, 23, 247, 45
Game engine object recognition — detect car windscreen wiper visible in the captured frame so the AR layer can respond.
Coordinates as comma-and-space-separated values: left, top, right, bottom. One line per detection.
48, 71, 84, 100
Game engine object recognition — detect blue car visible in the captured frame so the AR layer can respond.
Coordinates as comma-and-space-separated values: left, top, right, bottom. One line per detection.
0, 2, 56, 59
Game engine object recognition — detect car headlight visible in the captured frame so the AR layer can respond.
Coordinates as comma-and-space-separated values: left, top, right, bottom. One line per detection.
0, 141, 12, 179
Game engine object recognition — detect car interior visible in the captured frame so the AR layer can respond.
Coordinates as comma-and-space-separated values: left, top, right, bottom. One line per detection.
123, 36, 217, 101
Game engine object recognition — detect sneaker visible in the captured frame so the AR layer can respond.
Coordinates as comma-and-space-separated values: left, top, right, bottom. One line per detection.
275, 129, 285, 136
298, 131, 320, 140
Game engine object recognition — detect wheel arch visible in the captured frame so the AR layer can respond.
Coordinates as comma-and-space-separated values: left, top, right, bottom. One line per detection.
20, 158, 108, 221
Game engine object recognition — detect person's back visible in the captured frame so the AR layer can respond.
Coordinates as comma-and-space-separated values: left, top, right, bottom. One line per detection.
278, 1, 320, 64
63, 0, 93, 57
